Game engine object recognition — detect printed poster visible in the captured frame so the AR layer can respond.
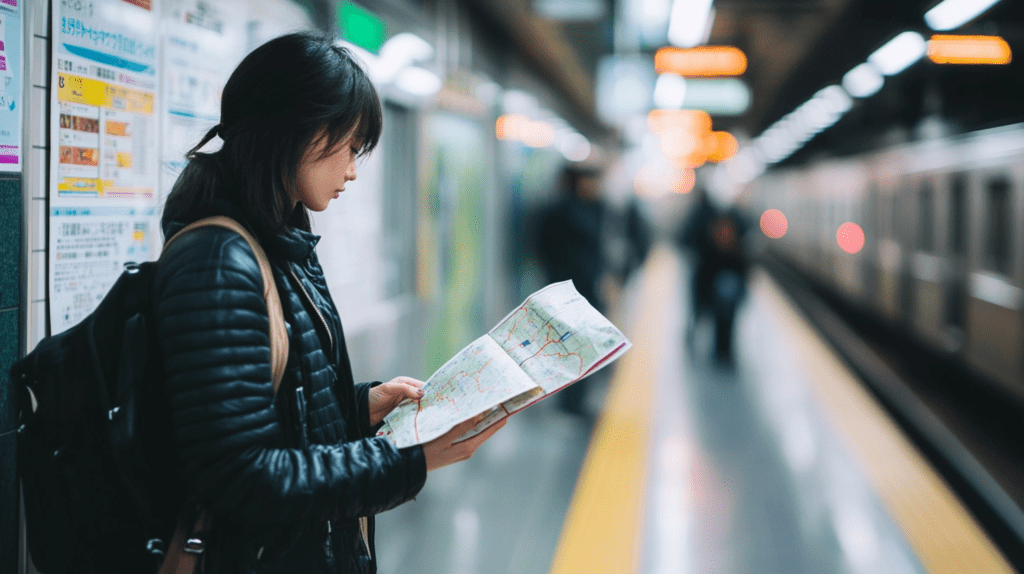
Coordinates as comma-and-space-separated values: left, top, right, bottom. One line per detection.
49, 0, 161, 334
0, 1, 22, 171
159, 0, 247, 204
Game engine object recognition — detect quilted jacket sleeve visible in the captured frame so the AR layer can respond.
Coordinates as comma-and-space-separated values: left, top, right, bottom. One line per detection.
353, 382, 383, 439
153, 228, 427, 524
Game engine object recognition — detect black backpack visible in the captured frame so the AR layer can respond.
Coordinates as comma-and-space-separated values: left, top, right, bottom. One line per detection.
12, 216, 288, 573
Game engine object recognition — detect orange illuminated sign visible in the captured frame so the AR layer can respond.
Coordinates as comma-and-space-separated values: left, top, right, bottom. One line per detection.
927, 35, 1011, 65
647, 109, 712, 134
706, 131, 738, 163
647, 110, 736, 168
655, 46, 748, 77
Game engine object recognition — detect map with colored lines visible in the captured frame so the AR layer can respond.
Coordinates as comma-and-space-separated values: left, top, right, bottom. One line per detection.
380, 281, 631, 448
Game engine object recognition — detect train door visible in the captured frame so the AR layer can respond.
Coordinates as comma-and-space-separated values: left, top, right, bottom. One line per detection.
897, 178, 916, 328
862, 184, 880, 308
944, 173, 968, 351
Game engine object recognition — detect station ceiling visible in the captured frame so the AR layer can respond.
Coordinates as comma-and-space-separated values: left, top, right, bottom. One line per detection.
467, 0, 1024, 162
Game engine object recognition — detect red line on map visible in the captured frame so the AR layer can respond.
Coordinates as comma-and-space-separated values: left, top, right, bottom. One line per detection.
413, 351, 501, 443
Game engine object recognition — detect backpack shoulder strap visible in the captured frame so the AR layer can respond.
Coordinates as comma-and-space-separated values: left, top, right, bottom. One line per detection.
162, 216, 289, 396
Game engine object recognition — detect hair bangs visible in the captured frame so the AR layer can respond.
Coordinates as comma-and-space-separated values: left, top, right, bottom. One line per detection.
314, 46, 382, 160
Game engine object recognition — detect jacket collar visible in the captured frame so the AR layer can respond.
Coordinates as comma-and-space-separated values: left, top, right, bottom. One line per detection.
163, 198, 321, 263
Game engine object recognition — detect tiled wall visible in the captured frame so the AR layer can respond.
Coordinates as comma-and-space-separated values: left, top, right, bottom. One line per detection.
10, 2, 49, 572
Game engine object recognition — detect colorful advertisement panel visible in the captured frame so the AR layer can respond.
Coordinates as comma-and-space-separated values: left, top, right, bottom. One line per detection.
50, 0, 161, 334
0, 1, 22, 171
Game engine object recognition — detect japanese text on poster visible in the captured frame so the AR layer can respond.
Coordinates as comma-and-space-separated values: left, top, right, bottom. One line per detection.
50, 0, 160, 334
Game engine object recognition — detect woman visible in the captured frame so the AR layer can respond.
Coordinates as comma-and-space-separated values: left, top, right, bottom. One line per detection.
154, 32, 506, 573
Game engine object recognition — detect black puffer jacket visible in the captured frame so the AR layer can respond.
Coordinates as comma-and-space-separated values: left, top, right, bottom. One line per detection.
152, 201, 426, 573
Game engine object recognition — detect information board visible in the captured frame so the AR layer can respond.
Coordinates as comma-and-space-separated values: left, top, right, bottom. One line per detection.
49, 0, 161, 334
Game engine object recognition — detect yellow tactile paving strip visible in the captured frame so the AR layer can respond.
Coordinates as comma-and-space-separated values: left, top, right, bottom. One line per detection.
755, 271, 1015, 574
547, 247, 675, 574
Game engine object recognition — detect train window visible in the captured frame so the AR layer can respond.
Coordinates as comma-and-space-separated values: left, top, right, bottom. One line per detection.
382, 102, 418, 299
985, 176, 1012, 275
918, 181, 934, 252
949, 174, 966, 255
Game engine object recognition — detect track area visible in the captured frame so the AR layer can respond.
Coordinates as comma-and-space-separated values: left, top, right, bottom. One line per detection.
766, 255, 1024, 571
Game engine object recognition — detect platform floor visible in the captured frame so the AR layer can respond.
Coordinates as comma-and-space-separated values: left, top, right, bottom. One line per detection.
374, 245, 1011, 574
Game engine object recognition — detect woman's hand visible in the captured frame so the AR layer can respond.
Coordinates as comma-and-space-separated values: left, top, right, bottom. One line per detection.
422, 414, 509, 472
368, 377, 425, 427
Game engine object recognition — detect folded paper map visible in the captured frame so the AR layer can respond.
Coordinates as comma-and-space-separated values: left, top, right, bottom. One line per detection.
378, 281, 631, 448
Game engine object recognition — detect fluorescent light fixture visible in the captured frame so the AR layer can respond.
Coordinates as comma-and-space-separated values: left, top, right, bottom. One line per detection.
668, 0, 715, 48
868, 32, 927, 75
653, 74, 687, 109
559, 132, 592, 162
677, 78, 750, 115
816, 85, 853, 114
535, 0, 607, 21
376, 33, 435, 84
596, 55, 656, 125
394, 66, 442, 98
925, 0, 1001, 31
842, 63, 884, 98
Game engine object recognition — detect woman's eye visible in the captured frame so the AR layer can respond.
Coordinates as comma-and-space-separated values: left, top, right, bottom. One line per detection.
350, 146, 359, 155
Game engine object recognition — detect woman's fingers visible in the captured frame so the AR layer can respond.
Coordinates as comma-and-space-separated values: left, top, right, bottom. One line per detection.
399, 383, 425, 399
389, 376, 425, 388
461, 416, 507, 450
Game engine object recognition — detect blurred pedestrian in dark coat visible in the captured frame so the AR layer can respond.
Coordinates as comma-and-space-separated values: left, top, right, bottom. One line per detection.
536, 165, 607, 414
679, 188, 750, 362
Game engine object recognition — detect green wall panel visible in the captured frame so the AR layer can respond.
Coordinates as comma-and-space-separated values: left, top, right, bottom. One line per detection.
0, 177, 18, 310
0, 308, 17, 574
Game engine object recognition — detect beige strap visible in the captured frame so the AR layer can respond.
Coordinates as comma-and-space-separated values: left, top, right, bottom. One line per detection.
158, 216, 290, 574
163, 216, 289, 393
157, 509, 213, 574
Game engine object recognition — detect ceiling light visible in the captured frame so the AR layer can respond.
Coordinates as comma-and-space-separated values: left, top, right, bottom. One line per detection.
394, 67, 442, 98
868, 32, 927, 75
559, 132, 592, 162
842, 63, 884, 98
535, 0, 607, 21
924, 0, 1002, 31
376, 33, 435, 84
668, 0, 715, 48
815, 85, 853, 115
675, 78, 750, 115
653, 74, 687, 109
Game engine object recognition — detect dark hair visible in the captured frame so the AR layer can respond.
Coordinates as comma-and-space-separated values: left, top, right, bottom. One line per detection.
162, 32, 382, 235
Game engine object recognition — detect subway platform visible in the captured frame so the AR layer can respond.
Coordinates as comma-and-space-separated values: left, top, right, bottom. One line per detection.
374, 245, 1013, 574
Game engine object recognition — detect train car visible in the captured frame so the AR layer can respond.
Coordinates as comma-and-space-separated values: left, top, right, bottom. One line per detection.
753, 124, 1024, 402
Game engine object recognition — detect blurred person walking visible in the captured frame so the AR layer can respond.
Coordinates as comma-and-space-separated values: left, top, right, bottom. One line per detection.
679, 188, 750, 363
536, 165, 608, 415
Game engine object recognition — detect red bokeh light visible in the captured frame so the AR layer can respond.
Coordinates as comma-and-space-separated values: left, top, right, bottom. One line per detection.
760, 209, 788, 239
837, 222, 865, 254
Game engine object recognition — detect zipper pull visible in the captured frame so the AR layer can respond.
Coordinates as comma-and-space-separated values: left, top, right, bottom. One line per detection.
324, 520, 334, 558
295, 386, 310, 449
